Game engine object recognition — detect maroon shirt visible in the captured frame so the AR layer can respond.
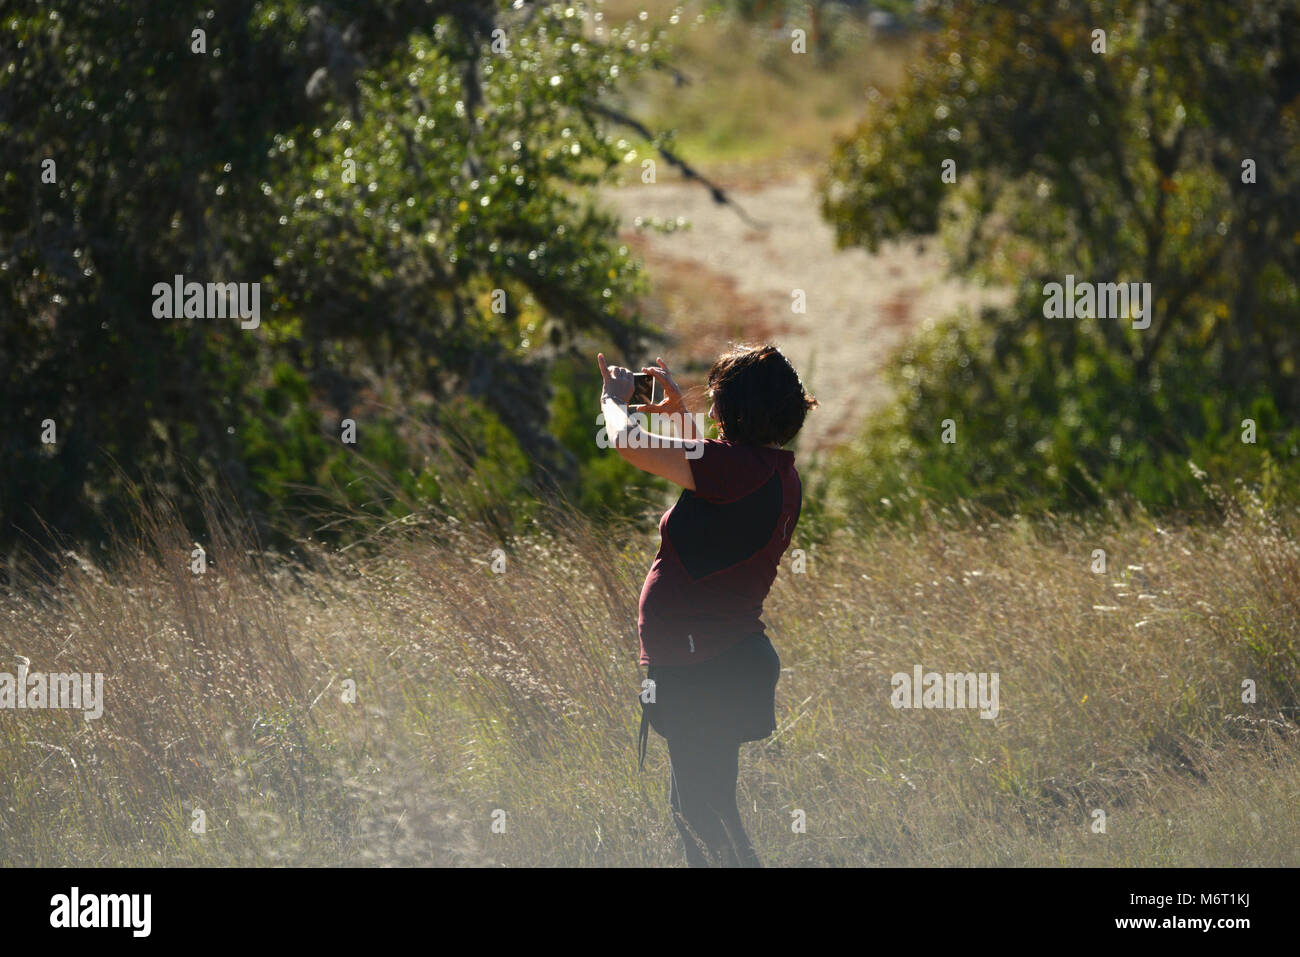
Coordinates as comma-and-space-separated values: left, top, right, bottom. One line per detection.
637, 439, 802, 666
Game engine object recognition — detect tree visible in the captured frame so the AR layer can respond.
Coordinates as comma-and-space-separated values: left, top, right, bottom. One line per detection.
821, 0, 1300, 514
0, 0, 673, 555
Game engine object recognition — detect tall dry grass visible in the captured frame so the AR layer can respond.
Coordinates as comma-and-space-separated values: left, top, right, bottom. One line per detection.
1, 481, 1297, 866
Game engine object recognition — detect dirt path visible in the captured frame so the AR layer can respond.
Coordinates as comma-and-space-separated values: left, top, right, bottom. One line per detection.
602, 173, 1006, 453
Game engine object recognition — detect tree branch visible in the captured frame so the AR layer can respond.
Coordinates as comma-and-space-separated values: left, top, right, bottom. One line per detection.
582, 100, 770, 230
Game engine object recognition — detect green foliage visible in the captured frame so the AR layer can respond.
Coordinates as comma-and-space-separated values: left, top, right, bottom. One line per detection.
829, 310, 1300, 524
823, 0, 1300, 517
0, 0, 670, 555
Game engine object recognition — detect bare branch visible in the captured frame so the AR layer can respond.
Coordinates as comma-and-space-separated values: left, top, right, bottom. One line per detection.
583, 100, 769, 230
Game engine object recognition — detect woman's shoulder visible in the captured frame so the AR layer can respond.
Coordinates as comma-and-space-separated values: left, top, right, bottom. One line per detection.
710, 439, 797, 472
688, 439, 793, 502
705, 437, 795, 456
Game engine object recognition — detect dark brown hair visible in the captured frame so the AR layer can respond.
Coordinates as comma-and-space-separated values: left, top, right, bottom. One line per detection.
706, 343, 818, 447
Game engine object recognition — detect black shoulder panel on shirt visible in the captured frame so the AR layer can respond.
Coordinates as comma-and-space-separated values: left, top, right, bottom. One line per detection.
666, 468, 783, 580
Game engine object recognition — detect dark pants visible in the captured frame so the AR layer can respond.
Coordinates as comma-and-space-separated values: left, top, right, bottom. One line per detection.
667, 733, 760, 867
640, 633, 781, 868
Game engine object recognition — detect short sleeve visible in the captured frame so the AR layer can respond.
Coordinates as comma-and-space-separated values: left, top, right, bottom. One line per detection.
686, 439, 775, 503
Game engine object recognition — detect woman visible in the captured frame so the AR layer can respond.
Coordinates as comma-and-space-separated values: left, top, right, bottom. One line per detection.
597, 344, 817, 867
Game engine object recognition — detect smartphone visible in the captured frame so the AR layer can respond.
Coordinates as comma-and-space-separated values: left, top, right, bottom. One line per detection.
631, 372, 658, 407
